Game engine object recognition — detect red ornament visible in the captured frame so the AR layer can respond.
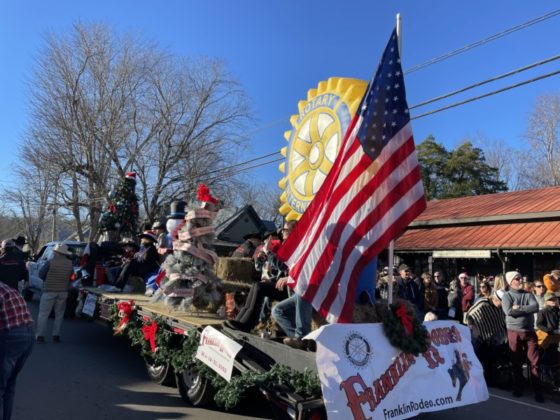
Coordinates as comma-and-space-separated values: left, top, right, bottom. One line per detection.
395, 303, 414, 335
197, 183, 218, 205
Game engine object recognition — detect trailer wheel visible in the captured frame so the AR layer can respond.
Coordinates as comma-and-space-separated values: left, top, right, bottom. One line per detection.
144, 359, 176, 387
176, 365, 214, 406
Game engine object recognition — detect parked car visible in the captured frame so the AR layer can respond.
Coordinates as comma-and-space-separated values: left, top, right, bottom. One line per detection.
23, 241, 87, 300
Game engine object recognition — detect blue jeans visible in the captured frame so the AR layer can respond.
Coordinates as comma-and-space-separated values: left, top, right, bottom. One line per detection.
272, 294, 313, 338
0, 323, 35, 420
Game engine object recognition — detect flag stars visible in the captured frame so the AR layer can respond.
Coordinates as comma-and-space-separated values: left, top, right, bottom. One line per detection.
391, 121, 397, 127
393, 96, 398, 101
392, 109, 397, 114
396, 71, 401, 76
394, 83, 400, 89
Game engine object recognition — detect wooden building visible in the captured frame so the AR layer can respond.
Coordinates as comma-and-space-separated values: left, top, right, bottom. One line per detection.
394, 186, 560, 283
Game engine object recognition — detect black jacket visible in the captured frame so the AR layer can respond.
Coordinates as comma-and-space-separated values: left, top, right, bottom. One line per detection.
0, 248, 28, 290
536, 306, 560, 334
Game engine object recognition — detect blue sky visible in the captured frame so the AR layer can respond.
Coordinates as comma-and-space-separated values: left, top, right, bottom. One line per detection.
1, 1, 559, 193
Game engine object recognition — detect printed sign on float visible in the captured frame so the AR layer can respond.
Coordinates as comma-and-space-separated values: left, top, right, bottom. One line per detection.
81, 293, 97, 317
196, 326, 243, 382
306, 321, 489, 420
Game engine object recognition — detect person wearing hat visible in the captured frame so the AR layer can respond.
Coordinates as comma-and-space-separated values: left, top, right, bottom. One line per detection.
114, 231, 159, 290
0, 240, 28, 291
395, 263, 423, 314
152, 221, 171, 261
231, 232, 262, 259
35, 243, 74, 343
543, 269, 560, 294
501, 271, 543, 402
536, 292, 560, 348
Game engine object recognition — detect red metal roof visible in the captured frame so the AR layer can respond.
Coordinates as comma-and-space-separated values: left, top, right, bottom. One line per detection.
395, 221, 560, 250
395, 186, 560, 251
415, 185, 560, 221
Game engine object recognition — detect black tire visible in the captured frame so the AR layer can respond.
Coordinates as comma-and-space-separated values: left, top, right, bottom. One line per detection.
176, 365, 214, 406
145, 359, 176, 387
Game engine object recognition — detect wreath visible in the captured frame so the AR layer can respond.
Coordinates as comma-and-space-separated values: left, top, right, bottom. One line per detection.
110, 303, 321, 410
381, 301, 430, 356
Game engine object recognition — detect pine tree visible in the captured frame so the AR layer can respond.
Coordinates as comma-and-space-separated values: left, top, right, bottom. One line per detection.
99, 172, 139, 237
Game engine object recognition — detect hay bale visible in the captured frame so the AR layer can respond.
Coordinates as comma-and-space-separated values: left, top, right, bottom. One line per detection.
215, 257, 256, 284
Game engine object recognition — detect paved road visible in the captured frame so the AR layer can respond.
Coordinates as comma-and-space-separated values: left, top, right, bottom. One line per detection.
13, 300, 271, 420
12, 299, 560, 419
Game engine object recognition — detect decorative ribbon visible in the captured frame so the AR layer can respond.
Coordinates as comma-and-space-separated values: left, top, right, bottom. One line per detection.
185, 209, 217, 221
197, 183, 219, 205
172, 241, 218, 265
395, 303, 414, 335
178, 225, 215, 241
142, 321, 158, 353
113, 300, 135, 335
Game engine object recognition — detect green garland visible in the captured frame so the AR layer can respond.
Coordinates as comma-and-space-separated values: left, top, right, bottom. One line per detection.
110, 303, 321, 410
381, 301, 430, 356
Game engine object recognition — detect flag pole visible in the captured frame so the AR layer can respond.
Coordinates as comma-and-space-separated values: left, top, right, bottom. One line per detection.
387, 14, 402, 306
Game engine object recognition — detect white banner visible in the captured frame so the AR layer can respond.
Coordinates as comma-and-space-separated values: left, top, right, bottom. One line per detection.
307, 321, 488, 419
196, 326, 243, 382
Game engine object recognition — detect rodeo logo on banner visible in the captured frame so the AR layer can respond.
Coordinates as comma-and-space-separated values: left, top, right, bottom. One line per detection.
308, 321, 488, 419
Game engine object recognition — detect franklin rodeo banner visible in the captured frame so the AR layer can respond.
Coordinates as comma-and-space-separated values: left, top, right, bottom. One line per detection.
307, 321, 488, 419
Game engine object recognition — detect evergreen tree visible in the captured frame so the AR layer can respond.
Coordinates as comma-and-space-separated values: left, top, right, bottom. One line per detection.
99, 172, 139, 236
417, 136, 508, 200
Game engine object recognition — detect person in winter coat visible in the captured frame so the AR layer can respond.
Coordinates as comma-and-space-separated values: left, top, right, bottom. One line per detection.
447, 278, 462, 322
543, 269, 560, 294
459, 273, 474, 317
421, 272, 438, 315
536, 293, 560, 349
433, 271, 449, 319
0, 240, 28, 290
115, 231, 159, 290
501, 271, 543, 402
396, 264, 423, 314
35, 243, 74, 343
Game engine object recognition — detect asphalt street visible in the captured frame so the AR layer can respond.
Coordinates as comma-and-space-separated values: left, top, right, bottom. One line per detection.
11, 299, 560, 420
13, 299, 271, 420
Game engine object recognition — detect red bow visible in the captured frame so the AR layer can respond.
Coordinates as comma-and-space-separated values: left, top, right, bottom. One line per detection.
395, 304, 414, 335
197, 184, 218, 204
142, 321, 158, 352
114, 300, 135, 335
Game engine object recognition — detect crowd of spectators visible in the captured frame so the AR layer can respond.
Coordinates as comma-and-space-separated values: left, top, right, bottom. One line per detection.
378, 264, 560, 402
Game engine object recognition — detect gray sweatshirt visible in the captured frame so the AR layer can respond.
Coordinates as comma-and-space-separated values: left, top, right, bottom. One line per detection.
501, 288, 538, 332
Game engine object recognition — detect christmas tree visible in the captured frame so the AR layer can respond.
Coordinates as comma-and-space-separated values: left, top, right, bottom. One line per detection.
151, 184, 223, 313
99, 172, 139, 237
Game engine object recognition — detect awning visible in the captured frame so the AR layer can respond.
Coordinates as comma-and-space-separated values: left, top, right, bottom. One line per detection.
395, 221, 560, 252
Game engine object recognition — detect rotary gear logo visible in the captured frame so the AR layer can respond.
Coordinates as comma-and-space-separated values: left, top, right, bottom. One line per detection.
344, 331, 372, 368
278, 77, 367, 221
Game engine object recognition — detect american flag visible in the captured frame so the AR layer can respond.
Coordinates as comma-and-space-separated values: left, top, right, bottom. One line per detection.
277, 29, 426, 323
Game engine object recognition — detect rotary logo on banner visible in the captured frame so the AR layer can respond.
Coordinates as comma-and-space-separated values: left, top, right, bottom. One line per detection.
307, 320, 489, 419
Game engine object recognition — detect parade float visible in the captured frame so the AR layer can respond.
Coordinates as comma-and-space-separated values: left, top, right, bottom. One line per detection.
79, 25, 489, 420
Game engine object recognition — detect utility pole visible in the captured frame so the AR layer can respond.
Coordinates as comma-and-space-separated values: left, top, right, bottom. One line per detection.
51, 181, 58, 241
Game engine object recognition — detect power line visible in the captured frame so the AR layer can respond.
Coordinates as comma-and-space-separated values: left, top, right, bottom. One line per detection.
405, 8, 560, 74
411, 68, 560, 120
410, 53, 560, 110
